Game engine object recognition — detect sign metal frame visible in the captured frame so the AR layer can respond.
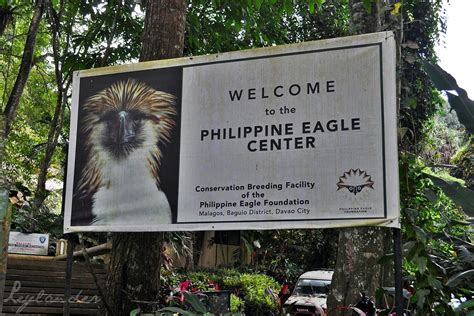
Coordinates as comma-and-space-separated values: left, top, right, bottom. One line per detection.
64, 32, 399, 233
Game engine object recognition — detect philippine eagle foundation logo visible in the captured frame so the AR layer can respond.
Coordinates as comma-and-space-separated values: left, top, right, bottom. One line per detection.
336, 169, 374, 195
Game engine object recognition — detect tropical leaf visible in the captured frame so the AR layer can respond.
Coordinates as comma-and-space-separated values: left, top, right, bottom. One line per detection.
157, 306, 194, 315
446, 91, 474, 134
362, 0, 372, 13
130, 309, 140, 316
182, 291, 208, 313
456, 246, 474, 266
415, 289, 430, 309
455, 299, 474, 312
413, 256, 428, 274
315, 0, 325, 7
446, 269, 474, 287
308, 1, 315, 14
423, 62, 474, 134
423, 62, 460, 91
425, 173, 474, 217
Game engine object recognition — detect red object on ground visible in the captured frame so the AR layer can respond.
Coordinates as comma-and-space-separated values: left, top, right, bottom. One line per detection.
180, 279, 191, 291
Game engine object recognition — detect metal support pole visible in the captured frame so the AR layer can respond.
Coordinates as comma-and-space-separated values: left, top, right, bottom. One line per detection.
63, 234, 74, 316
0, 191, 12, 314
394, 228, 403, 315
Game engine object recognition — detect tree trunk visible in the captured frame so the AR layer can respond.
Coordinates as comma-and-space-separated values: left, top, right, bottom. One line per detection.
103, 1, 186, 315
31, 0, 68, 216
0, 114, 11, 312
327, 1, 394, 314
31, 89, 66, 215
0, 6, 14, 36
3, 0, 46, 137
327, 227, 387, 314
0, 0, 46, 309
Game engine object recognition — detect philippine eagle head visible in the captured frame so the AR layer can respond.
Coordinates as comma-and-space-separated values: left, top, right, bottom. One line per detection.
76, 78, 177, 202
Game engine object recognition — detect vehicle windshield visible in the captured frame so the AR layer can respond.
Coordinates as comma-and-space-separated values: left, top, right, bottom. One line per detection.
293, 278, 331, 296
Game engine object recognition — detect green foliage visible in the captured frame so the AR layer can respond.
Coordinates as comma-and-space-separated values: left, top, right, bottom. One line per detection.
230, 294, 244, 312
233, 229, 337, 286
63, 0, 144, 71
420, 62, 474, 216
161, 268, 280, 315
1, 1, 66, 227
2, 0, 146, 234
415, 61, 474, 315
234, 273, 280, 314
399, 153, 472, 315
451, 141, 474, 189
185, 0, 349, 55
11, 203, 62, 236
425, 173, 474, 217
399, 0, 446, 151
132, 298, 244, 316
423, 62, 474, 134
419, 104, 466, 165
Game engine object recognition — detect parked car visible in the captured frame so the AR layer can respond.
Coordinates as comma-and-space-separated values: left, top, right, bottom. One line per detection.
283, 270, 333, 315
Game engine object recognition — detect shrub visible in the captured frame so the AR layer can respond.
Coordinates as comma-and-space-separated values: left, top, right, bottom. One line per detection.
162, 268, 280, 315
229, 273, 279, 315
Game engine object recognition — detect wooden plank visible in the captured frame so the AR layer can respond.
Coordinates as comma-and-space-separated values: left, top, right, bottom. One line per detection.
5, 280, 103, 290
6, 267, 106, 275
2, 259, 104, 315
8, 260, 106, 273
2, 305, 98, 314
7, 259, 105, 271
7, 259, 66, 268
4, 287, 99, 296
3, 302, 99, 308
5, 266, 106, 275
8, 269, 106, 278
3, 314, 67, 316
6, 275, 105, 283
7, 254, 55, 261
4, 291, 100, 305
3, 314, 59, 316
3, 300, 99, 308
4, 314, 64, 316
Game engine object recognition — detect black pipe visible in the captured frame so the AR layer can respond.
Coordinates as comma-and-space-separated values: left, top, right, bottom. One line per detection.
394, 228, 403, 315
63, 234, 74, 316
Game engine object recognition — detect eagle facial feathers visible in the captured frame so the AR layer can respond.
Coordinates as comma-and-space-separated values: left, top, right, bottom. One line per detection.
76, 79, 176, 225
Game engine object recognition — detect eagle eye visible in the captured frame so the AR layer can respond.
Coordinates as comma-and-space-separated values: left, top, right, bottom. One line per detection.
99, 111, 117, 123
131, 112, 148, 125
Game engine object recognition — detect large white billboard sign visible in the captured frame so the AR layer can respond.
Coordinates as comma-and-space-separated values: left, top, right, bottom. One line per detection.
64, 32, 399, 232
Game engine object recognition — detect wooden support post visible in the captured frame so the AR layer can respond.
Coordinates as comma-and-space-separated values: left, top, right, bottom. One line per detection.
63, 234, 74, 316
394, 228, 403, 315
0, 190, 12, 313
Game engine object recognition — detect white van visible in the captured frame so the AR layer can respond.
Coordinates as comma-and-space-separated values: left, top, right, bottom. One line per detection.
283, 270, 334, 315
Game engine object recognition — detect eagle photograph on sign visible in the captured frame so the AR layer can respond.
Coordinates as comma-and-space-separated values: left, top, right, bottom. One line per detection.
64, 32, 399, 232
70, 67, 182, 227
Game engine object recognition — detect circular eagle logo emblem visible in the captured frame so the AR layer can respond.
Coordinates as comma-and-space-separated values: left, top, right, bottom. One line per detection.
336, 169, 374, 195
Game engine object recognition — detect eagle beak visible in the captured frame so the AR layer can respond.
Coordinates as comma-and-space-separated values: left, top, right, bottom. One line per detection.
118, 111, 127, 144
